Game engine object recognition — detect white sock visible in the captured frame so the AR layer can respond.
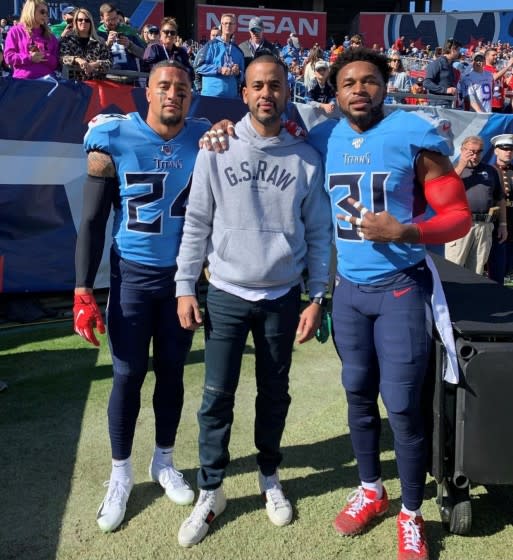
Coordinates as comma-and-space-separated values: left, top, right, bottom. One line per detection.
153, 445, 173, 467
361, 479, 383, 499
111, 457, 133, 481
401, 504, 422, 517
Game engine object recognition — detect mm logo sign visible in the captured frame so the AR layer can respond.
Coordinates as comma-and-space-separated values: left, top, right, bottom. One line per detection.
196, 4, 326, 48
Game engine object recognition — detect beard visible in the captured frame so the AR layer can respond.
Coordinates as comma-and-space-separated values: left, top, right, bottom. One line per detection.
251, 100, 284, 127
340, 103, 384, 131
253, 112, 280, 127
160, 114, 182, 126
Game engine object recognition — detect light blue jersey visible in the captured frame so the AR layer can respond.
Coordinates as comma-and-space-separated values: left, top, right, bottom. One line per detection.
309, 110, 454, 284
84, 112, 209, 267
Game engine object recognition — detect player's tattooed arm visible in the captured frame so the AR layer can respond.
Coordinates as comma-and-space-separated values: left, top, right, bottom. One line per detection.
87, 150, 116, 178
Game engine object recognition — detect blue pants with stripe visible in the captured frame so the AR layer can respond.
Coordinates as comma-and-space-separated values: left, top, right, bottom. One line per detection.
331, 262, 432, 511
106, 250, 193, 460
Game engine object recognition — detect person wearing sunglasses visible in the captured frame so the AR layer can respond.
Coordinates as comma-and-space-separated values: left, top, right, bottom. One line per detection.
59, 8, 111, 80
143, 17, 193, 79
446, 135, 506, 275
3, 0, 59, 79
97, 2, 145, 73
386, 53, 411, 104
488, 133, 513, 284
349, 34, 363, 48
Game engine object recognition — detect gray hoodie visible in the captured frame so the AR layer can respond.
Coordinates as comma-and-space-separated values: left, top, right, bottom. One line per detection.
175, 113, 332, 298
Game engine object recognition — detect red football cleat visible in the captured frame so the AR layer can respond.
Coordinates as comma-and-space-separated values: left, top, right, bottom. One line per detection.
397, 511, 429, 560
333, 486, 389, 535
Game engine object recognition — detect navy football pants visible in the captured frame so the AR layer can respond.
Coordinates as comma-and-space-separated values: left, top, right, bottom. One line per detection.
106, 251, 193, 460
331, 263, 432, 511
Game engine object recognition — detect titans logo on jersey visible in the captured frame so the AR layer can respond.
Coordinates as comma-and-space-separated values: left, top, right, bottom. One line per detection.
308, 110, 453, 284
84, 112, 210, 267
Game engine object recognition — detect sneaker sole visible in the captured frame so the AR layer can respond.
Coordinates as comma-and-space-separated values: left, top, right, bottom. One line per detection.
149, 464, 194, 506
265, 503, 293, 527
96, 503, 127, 533
333, 507, 389, 536
178, 498, 227, 547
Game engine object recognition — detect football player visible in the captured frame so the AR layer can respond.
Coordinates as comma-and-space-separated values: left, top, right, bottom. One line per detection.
73, 60, 209, 532
308, 48, 471, 560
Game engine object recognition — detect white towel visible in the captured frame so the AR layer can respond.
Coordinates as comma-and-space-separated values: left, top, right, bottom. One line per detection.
425, 254, 459, 384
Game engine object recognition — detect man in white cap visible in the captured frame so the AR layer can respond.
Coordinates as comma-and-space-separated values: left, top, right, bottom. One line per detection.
238, 16, 279, 70
50, 6, 76, 38
305, 60, 336, 114
445, 135, 507, 274
487, 133, 513, 283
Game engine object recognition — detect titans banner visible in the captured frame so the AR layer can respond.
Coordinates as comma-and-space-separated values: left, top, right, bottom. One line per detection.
359, 11, 513, 50
0, 78, 247, 293
1, 77, 513, 293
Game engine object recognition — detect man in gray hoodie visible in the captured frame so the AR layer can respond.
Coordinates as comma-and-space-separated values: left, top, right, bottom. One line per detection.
175, 54, 332, 547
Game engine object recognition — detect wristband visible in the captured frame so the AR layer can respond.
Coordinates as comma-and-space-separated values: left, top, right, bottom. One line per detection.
500, 222, 507, 226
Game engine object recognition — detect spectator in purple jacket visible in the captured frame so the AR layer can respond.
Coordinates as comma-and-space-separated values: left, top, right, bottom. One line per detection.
4, 0, 59, 79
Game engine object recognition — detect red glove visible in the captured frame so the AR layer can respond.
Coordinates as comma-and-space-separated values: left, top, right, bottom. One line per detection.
73, 293, 106, 347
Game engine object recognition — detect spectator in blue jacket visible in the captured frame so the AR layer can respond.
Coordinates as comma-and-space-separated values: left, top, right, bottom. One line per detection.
281, 33, 300, 66
194, 12, 244, 98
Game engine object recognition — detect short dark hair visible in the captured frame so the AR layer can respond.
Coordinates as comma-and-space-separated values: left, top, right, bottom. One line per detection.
443, 38, 462, 53
328, 47, 389, 91
245, 53, 288, 80
149, 60, 192, 85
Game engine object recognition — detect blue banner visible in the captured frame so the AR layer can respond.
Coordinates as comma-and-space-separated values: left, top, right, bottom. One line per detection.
1, 76, 513, 293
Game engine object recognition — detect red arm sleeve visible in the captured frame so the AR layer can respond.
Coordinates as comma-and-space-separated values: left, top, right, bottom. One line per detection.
415, 170, 472, 245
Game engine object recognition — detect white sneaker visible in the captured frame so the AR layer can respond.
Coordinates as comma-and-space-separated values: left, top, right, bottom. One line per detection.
96, 476, 134, 532
149, 458, 194, 505
177, 487, 227, 547
258, 470, 293, 526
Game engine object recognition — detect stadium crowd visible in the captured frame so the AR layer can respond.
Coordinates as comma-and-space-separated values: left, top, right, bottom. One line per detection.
3, 5, 513, 560
2, 3, 513, 306
3, 3, 513, 112
2, 3, 513, 298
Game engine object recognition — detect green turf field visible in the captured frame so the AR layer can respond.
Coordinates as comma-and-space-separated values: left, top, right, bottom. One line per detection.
1, 322, 513, 560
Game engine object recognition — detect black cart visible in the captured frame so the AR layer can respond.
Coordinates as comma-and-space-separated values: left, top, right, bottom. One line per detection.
428, 254, 513, 535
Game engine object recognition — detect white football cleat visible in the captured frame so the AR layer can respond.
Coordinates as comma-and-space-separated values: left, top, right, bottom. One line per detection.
96, 476, 133, 533
149, 458, 194, 505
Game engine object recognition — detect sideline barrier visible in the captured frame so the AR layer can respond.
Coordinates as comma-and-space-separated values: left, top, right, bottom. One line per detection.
1, 77, 513, 293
